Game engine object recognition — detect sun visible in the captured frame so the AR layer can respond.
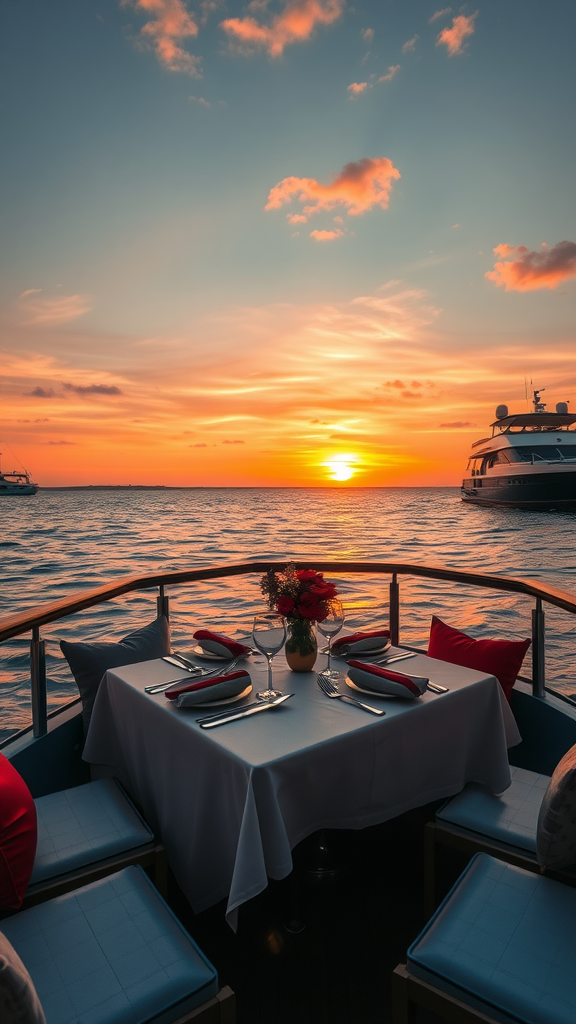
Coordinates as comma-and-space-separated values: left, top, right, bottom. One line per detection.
324, 457, 356, 482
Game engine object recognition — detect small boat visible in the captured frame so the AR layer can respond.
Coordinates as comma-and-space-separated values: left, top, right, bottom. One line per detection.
461, 389, 576, 508
0, 453, 39, 495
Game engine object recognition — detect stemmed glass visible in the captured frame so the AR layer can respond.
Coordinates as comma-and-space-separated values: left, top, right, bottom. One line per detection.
252, 612, 287, 701
317, 598, 345, 680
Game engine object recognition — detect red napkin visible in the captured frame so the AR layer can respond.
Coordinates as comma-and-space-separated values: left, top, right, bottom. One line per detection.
332, 629, 390, 652
193, 630, 251, 657
164, 670, 250, 701
347, 660, 427, 698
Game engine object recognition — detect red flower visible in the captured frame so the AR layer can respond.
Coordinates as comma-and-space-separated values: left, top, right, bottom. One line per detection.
310, 580, 337, 600
296, 569, 322, 583
298, 592, 328, 621
276, 595, 296, 616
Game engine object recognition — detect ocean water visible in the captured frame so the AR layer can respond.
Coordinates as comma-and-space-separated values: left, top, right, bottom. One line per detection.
1, 486, 576, 741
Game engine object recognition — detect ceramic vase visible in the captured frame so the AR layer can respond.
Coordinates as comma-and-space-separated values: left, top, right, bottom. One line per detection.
285, 619, 317, 672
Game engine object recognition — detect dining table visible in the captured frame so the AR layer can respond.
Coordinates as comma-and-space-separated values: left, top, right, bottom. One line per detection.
82, 646, 521, 930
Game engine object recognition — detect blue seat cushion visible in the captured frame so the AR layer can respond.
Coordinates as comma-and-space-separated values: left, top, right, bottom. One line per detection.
2, 866, 219, 1024
29, 779, 154, 887
436, 767, 550, 853
408, 853, 576, 1024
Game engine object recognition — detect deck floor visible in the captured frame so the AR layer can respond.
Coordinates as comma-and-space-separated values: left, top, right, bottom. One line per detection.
171, 803, 462, 1024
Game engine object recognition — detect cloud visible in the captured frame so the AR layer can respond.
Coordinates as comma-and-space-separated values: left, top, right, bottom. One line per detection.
347, 81, 369, 97
190, 442, 208, 447
222, 438, 245, 444
122, 0, 201, 75
439, 421, 475, 428
429, 7, 451, 22
63, 383, 124, 396
188, 95, 210, 106
25, 387, 57, 398
402, 35, 418, 52
220, 0, 345, 57
44, 440, 76, 446
266, 156, 401, 221
310, 228, 343, 241
379, 64, 400, 82
485, 241, 576, 292
19, 291, 93, 325
361, 27, 374, 43
287, 213, 308, 224
437, 13, 477, 56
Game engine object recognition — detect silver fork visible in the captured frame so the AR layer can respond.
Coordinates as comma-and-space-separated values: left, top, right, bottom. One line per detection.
145, 655, 245, 694
317, 673, 385, 716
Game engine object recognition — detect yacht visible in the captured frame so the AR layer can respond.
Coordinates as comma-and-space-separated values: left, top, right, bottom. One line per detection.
1, 560, 576, 1024
461, 389, 576, 508
0, 454, 39, 494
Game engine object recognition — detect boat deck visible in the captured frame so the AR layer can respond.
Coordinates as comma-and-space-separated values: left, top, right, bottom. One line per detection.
171, 803, 457, 1024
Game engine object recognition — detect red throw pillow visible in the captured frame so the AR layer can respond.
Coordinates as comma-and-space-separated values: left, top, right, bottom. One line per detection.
0, 753, 38, 909
427, 615, 531, 702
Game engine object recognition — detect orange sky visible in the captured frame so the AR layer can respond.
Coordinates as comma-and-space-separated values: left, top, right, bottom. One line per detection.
2, 1, 575, 486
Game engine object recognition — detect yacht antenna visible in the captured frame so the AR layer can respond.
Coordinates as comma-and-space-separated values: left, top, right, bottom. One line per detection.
533, 389, 546, 413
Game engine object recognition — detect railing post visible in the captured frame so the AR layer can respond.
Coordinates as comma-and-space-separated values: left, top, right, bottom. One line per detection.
157, 585, 170, 620
531, 598, 545, 697
389, 573, 399, 647
31, 626, 47, 737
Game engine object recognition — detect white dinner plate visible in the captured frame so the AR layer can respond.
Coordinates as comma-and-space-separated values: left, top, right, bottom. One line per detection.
345, 677, 394, 698
191, 645, 249, 661
193, 683, 253, 707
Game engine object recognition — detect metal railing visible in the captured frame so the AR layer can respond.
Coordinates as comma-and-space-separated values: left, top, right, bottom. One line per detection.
2, 560, 576, 741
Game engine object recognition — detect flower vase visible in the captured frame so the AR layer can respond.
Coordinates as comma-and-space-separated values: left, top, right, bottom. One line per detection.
285, 619, 317, 672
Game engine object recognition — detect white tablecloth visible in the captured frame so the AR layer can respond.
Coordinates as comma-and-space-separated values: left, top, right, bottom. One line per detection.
83, 650, 520, 929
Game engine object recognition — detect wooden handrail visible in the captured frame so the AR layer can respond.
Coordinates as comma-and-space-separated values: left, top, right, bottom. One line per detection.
1, 560, 576, 643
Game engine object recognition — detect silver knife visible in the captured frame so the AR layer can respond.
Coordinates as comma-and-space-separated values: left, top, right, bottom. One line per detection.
355, 652, 417, 666
199, 693, 294, 728
197, 699, 267, 724
162, 655, 201, 673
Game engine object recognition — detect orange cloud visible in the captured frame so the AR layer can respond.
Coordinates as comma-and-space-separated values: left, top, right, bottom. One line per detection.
437, 13, 477, 56
379, 65, 400, 82
402, 35, 418, 53
429, 7, 451, 22
347, 81, 369, 97
485, 241, 576, 292
19, 291, 93, 325
220, 0, 344, 57
123, 0, 201, 75
287, 213, 308, 224
361, 27, 374, 43
266, 156, 401, 221
309, 228, 343, 241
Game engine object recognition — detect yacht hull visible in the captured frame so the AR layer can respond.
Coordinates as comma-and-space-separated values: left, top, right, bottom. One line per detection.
461, 471, 576, 509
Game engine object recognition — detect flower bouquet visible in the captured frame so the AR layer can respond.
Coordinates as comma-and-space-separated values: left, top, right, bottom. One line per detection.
260, 564, 339, 671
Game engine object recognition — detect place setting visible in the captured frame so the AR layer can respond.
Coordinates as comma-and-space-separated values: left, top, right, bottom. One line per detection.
144, 616, 296, 726
319, 623, 449, 705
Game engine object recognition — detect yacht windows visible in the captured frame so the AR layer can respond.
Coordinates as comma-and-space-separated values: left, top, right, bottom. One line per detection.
510, 445, 576, 462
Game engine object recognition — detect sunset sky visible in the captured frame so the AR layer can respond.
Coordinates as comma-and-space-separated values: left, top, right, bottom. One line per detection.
1, 0, 575, 486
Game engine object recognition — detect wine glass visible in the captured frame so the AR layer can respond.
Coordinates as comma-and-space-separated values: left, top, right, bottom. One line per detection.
252, 612, 287, 701
317, 599, 345, 680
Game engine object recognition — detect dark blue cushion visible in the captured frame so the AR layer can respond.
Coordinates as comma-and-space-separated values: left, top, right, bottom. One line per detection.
437, 767, 550, 853
60, 616, 170, 734
29, 779, 153, 887
2, 866, 219, 1024
408, 853, 576, 1024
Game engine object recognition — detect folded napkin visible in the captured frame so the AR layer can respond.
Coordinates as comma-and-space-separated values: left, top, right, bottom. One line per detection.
193, 629, 251, 658
332, 629, 390, 655
347, 660, 428, 698
164, 669, 251, 702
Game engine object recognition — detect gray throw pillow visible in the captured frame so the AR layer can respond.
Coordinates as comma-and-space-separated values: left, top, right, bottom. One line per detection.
536, 742, 576, 870
0, 930, 45, 1024
60, 616, 170, 734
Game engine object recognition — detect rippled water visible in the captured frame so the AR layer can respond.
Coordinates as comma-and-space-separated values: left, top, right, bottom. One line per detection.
2, 487, 576, 741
